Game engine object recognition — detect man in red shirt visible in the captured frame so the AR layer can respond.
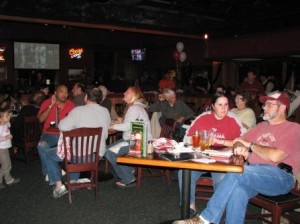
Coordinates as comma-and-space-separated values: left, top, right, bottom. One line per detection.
238, 70, 264, 97
238, 70, 265, 117
37, 84, 75, 183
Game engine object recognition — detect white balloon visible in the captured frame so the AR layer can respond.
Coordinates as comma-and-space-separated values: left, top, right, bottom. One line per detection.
179, 51, 187, 62
176, 42, 184, 52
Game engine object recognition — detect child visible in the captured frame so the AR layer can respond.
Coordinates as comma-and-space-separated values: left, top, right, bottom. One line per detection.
0, 100, 20, 190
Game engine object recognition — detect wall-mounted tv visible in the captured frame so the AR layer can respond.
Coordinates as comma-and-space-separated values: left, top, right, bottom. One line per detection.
14, 42, 60, 70
130, 48, 146, 61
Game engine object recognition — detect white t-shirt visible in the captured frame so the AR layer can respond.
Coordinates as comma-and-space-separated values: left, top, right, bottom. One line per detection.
0, 123, 12, 149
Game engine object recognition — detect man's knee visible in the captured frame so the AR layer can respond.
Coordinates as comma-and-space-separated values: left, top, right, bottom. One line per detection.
38, 140, 47, 147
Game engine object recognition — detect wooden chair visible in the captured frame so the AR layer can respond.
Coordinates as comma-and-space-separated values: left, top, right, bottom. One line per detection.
247, 180, 300, 224
62, 127, 103, 203
195, 173, 214, 201
136, 118, 177, 187
13, 115, 41, 163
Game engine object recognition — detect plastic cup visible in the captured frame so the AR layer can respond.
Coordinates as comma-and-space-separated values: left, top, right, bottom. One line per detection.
192, 134, 200, 148
200, 130, 210, 151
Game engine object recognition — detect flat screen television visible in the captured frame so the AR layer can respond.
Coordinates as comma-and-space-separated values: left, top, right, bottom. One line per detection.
130, 48, 146, 61
14, 42, 60, 69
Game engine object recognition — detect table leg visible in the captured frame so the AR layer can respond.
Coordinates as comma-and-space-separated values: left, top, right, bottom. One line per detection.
181, 169, 191, 219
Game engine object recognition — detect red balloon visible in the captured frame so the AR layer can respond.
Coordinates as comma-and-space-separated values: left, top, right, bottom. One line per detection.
172, 50, 180, 61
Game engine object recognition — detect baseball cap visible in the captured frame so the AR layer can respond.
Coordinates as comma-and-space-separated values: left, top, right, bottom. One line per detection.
259, 91, 290, 109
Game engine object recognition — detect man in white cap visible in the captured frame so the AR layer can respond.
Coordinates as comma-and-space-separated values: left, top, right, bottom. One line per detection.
174, 91, 300, 224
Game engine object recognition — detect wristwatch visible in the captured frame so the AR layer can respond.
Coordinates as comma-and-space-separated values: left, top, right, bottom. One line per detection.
248, 142, 254, 153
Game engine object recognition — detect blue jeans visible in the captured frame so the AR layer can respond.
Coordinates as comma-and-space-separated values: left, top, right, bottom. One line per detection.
37, 133, 59, 176
201, 164, 294, 224
45, 148, 84, 186
178, 170, 225, 206
105, 139, 135, 185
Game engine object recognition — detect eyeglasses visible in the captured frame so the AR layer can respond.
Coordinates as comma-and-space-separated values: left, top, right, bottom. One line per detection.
262, 102, 279, 108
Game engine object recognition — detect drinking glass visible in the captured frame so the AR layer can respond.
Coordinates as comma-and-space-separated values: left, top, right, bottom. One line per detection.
200, 130, 210, 151
192, 133, 200, 149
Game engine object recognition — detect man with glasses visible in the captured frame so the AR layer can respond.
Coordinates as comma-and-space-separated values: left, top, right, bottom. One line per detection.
174, 91, 300, 224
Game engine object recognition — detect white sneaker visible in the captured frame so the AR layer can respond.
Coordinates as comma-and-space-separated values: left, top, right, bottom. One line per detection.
53, 185, 68, 198
77, 178, 90, 183
45, 175, 49, 182
61, 169, 66, 176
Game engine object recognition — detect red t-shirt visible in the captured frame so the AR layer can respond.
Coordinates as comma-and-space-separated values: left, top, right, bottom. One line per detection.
238, 79, 264, 96
187, 111, 244, 147
38, 98, 75, 134
243, 121, 300, 174
158, 79, 176, 90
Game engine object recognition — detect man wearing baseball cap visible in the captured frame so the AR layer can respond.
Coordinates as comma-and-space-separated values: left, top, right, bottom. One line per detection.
174, 91, 300, 224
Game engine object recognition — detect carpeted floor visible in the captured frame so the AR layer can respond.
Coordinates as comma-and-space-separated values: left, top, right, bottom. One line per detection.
1, 159, 298, 224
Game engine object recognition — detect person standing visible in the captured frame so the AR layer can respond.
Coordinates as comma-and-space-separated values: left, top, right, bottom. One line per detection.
238, 70, 265, 98
0, 100, 20, 189
238, 70, 265, 117
37, 84, 75, 182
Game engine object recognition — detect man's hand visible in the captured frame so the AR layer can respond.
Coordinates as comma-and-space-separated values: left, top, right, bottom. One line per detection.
176, 116, 184, 123
50, 95, 56, 107
233, 140, 250, 160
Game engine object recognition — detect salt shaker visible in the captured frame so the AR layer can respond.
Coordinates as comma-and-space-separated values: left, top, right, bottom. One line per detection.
147, 140, 153, 154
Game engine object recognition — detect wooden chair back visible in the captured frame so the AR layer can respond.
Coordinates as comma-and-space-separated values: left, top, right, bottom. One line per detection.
159, 118, 177, 139
62, 127, 103, 203
23, 115, 41, 162
195, 174, 214, 201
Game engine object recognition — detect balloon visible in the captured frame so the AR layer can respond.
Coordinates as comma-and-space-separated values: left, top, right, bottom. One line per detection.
179, 51, 187, 62
176, 42, 184, 52
172, 50, 180, 61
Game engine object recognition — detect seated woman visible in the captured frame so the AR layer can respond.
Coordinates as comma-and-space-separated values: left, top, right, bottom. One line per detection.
105, 86, 153, 188
178, 93, 246, 215
231, 90, 256, 130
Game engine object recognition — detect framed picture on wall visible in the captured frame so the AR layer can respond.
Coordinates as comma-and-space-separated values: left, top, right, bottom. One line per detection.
0, 65, 7, 80
67, 68, 85, 82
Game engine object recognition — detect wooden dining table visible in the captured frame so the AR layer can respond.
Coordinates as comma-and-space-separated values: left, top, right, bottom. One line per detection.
117, 152, 244, 220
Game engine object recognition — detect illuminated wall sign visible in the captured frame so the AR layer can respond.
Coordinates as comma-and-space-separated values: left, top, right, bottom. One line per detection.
0, 47, 6, 62
69, 48, 83, 59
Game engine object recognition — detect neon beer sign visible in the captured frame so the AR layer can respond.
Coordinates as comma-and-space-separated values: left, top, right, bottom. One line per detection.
69, 48, 83, 59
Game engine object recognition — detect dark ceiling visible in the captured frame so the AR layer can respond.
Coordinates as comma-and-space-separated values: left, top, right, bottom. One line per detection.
0, 0, 300, 39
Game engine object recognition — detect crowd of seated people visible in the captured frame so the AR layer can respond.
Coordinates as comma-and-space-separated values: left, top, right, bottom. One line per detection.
2, 65, 300, 218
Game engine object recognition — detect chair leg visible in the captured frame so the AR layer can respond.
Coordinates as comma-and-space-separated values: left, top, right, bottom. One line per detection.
68, 189, 72, 204
137, 167, 143, 187
272, 208, 282, 224
105, 159, 109, 173
165, 170, 171, 185
92, 171, 98, 199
